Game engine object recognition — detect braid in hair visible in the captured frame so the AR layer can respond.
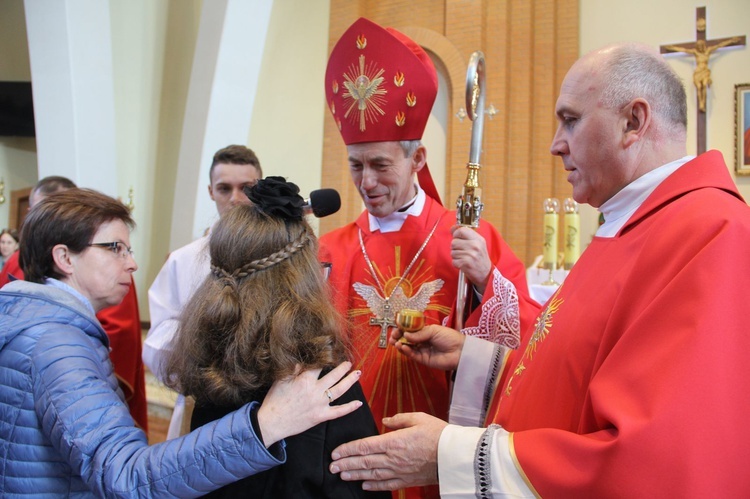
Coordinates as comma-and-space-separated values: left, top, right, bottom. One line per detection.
210, 227, 313, 280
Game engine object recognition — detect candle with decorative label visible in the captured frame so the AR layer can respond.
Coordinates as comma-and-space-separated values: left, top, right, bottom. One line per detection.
563, 198, 580, 270
543, 198, 560, 270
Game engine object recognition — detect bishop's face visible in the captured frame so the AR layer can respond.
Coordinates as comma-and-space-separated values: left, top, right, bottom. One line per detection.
347, 141, 422, 218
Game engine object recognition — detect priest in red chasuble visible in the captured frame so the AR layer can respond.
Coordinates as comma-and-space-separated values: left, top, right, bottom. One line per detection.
329, 43, 750, 497
319, 18, 539, 499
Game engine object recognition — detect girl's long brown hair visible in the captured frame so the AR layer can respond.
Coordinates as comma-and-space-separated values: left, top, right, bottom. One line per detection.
164, 203, 348, 406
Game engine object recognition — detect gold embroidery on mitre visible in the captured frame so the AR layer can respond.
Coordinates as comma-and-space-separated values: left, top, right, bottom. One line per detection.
332, 80, 339, 95
395, 111, 406, 127
394, 71, 405, 87
356, 33, 367, 49
330, 100, 336, 115
406, 91, 417, 107
503, 291, 564, 397
342, 54, 387, 132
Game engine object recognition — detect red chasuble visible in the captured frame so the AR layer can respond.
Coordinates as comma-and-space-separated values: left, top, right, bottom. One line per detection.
321, 196, 534, 422
0, 251, 22, 287
321, 196, 537, 497
487, 151, 750, 496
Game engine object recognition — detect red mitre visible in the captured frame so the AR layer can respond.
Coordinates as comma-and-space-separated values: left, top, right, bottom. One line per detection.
325, 18, 442, 203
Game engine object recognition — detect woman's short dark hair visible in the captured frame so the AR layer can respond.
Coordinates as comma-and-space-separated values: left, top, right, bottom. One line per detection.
19, 188, 135, 284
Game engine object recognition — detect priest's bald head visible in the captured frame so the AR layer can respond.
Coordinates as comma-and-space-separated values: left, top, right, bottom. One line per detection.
550, 42, 688, 208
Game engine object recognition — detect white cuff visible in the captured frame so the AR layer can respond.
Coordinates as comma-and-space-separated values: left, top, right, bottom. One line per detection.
450, 336, 506, 427
439, 424, 534, 498
438, 424, 486, 498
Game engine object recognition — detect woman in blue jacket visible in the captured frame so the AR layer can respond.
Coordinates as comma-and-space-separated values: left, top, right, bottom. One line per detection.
0, 188, 362, 498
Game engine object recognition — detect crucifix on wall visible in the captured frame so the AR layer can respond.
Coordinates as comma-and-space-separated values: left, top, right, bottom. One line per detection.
660, 6, 745, 154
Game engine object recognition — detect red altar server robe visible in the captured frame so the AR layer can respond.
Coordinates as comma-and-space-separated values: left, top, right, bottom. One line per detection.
484, 151, 750, 496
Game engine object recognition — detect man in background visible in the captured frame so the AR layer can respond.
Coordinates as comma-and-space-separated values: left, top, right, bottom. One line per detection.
143, 144, 262, 439
0, 176, 78, 285
0, 175, 148, 432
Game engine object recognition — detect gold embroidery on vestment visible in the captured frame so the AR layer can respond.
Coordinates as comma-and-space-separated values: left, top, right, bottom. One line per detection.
504, 289, 564, 397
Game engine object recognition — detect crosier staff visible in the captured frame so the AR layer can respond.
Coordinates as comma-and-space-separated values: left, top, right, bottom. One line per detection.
454, 51, 486, 330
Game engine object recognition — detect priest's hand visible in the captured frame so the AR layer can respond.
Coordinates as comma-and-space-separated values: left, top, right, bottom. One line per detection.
330, 412, 447, 491
391, 324, 464, 371
451, 226, 492, 294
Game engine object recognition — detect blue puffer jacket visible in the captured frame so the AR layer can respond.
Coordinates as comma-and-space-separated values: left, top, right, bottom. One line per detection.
0, 280, 285, 498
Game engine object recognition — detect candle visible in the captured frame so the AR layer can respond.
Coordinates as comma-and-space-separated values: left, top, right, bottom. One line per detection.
543, 198, 559, 270
563, 198, 580, 270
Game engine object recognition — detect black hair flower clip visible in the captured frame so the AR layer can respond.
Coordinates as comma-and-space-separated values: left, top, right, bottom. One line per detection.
244, 176, 305, 221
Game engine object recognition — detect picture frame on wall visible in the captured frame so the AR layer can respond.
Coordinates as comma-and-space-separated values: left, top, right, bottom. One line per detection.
735, 83, 750, 175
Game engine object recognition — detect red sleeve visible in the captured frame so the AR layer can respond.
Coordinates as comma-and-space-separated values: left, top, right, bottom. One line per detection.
0, 251, 23, 287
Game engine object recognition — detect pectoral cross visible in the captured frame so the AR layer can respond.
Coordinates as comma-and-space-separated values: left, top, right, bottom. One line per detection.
660, 6, 746, 154
370, 301, 396, 348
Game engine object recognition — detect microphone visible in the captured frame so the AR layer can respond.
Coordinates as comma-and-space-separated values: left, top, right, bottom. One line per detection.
304, 188, 341, 218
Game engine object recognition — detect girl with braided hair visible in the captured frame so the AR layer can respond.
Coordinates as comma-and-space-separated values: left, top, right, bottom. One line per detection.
165, 177, 385, 498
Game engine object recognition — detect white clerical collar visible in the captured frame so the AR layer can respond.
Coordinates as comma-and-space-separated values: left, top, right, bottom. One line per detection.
597, 156, 693, 237
368, 185, 425, 233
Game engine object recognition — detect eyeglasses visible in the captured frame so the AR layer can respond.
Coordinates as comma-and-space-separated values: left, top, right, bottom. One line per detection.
88, 242, 134, 259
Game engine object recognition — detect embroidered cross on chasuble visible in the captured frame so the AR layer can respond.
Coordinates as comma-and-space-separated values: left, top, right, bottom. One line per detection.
339, 218, 455, 424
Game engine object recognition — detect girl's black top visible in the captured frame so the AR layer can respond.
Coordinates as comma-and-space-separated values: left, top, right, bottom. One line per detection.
192, 379, 390, 499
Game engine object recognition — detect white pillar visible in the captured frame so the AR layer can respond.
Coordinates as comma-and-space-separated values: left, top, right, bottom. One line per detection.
23, 0, 117, 196
170, 0, 273, 248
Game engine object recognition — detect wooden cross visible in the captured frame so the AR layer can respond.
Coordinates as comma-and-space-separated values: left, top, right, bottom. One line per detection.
660, 6, 745, 154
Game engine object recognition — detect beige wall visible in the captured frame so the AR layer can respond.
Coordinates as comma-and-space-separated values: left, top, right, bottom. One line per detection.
250, 0, 330, 199
109, 0, 201, 312
0, 0, 748, 318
